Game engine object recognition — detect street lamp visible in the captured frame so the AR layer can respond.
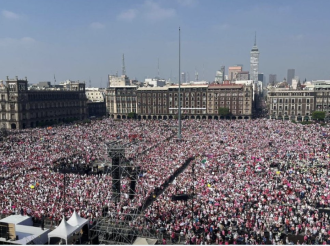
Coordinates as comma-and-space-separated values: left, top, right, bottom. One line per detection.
178, 27, 182, 140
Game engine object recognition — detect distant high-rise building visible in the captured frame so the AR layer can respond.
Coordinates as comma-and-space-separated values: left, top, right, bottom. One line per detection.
220, 66, 225, 82
228, 66, 243, 81
269, 74, 277, 85
181, 72, 186, 83
258, 73, 264, 84
215, 70, 224, 84
250, 33, 259, 84
287, 69, 295, 85
237, 71, 249, 80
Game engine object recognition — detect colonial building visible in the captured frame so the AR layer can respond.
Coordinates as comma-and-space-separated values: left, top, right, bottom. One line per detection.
136, 86, 169, 119
85, 88, 105, 102
86, 87, 106, 118
0, 77, 88, 129
208, 84, 253, 119
267, 89, 315, 121
106, 86, 137, 118
107, 84, 254, 120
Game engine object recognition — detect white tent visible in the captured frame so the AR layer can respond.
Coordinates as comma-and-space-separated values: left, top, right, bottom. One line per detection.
133, 237, 158, 245
48, 216, 78, 245
67, 210, 89, 231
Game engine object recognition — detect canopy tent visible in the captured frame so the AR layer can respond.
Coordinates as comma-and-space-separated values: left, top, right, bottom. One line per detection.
48, 216, 78, 245
67, 210, 88, 231
133, 237, 158, 245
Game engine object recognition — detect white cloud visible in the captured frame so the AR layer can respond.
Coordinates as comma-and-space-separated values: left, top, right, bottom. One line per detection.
89, 22, 105, 29
0, 37, 35, 46
143, 0, 176, 21
2, 10, 20, 20
177, 0, 198, 7
117, 9, 138, 21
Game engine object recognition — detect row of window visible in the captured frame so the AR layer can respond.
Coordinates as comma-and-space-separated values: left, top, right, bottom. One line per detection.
273, 99, 312, 103
273, 105, 310, 110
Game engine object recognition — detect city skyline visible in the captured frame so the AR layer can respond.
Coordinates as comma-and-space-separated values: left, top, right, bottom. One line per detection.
0, 0, 330, 86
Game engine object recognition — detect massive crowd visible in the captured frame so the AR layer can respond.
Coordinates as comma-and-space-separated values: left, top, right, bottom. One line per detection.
0, 119, 330, 244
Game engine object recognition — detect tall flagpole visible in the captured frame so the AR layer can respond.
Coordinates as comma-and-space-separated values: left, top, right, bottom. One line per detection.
178, 27, 182, 140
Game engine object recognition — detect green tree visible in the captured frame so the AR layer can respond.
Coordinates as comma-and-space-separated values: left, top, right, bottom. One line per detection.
127, 112, 137, 119
218, 107, 230, 116
312, 111, 326, 121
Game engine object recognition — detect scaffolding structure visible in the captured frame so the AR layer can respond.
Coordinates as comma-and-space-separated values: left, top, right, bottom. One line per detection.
90, 141, 160, 245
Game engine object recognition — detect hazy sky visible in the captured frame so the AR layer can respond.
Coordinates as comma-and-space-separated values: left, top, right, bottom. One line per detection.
0, 0, 329, 86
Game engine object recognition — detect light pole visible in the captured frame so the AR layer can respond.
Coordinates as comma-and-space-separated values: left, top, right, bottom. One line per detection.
191, 162, 195, 225
178, 27, 182, 140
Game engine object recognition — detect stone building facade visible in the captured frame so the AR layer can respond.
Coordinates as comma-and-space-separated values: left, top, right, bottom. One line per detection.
107, 84, 254, 120
267, 89, 316, 121
106, 86, 137, 119
0, 77, 87, 129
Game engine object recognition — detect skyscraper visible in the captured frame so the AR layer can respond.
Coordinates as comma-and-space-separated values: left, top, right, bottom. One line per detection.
269, 74, 277, 85
181, 72, 186, 83
287, 69, 295, 85
250, 33, 259, 84
220, 66, 225, 82
258, 73, 264, 84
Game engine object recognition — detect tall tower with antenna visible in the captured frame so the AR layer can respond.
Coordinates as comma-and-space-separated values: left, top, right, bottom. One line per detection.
122, 54, 126, 76
250, 32, 259, 84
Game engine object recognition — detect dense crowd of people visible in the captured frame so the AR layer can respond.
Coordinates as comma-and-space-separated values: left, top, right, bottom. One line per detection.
145, 120, 330, 244
0, 118, 330, 245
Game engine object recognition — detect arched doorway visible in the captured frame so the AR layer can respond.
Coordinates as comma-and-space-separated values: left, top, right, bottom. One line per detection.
220, 116, 224, 120
214, 116, 218, 120
208, 115, 212, 119
148, 115, 152, 119
232, 116, 236, 120
225, 116, 230, 120
153, 115, 157, 120
158, 116, 162, 120
238, 116, 242, 119
169, 115, 173, 119
202, 116, 206, 119
163, 116, 167, 120
184, 115, 188, 119
22, 123, 26, 129
11, 123, 16, 129
117, 115, 121, 119
196, 116, 201, 119
143, 116, 146, 120
244, 116, 249, 119
191, 116, 195, 119
122, 115, 126, 119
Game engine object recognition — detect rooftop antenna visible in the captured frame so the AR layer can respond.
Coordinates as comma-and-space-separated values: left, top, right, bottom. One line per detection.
89, 77, 91, 88
122, 54, 126, 76
254, 31, 257, 46
54, 74, 56, 86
